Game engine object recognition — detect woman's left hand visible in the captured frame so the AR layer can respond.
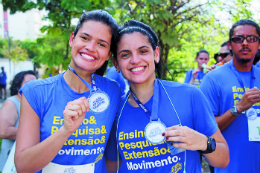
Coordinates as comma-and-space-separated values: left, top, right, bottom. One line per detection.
163, 125, 207, 151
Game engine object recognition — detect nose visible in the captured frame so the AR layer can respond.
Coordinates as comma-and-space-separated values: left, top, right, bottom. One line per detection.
242, 38, 249, 46
130, 53, 141, 64
85, 41, 96, 52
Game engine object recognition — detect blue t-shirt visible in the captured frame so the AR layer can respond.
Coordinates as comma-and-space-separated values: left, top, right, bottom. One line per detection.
106, 66, 129, 95
20, 72, 121, 173
200, 63, 260, 173
105, 80, 217, 173
256, 60, 260, 68
184, 69, 206, 87
0, 71, 7, 85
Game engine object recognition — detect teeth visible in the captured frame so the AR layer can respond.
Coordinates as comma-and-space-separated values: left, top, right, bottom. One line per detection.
131, 67, 144, 72
81, 53, 94, 60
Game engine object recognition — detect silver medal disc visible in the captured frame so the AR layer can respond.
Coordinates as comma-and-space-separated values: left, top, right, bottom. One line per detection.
89, 92, 109, 113
246, 107, 257, 120
144, 121, 166, 144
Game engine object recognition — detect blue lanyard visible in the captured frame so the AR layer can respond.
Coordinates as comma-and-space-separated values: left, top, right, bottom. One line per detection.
229, 60, 255, 91
130, 79, 159, 121
68, 65, 98, 93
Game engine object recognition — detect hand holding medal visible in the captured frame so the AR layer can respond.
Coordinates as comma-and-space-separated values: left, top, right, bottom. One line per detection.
63, 97, 89, 133
68, 65, 110, 113
235, 88, 260, 114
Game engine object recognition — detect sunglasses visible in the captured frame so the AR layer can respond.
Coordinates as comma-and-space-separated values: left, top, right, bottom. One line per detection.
216, 52, 230, 59
231, 35, 260, 43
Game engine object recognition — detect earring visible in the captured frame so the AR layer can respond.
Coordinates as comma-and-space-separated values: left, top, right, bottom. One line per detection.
156, 60, 159, 64
116, 69, 120, 73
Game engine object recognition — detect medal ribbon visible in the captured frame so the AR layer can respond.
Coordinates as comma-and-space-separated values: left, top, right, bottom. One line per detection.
130, 79, 159, 121
68, 65, 98, 94
229, 60, 255, 90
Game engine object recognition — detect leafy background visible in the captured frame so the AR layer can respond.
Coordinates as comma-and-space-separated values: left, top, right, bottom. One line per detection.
1, 0, 258, 81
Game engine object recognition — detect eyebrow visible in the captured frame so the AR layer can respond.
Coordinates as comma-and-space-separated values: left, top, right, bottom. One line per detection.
118, 49, 130, 55
138, 45, 149, 50
118, 45, 150, 55
81, 32, 110, 46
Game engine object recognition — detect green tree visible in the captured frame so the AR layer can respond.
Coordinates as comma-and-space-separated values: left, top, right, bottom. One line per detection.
0, 37, 29, 61
2, 0, 256, 80
112, 0, 255, 80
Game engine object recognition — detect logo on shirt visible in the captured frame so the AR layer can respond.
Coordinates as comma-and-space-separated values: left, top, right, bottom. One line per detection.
170, 163, 182, 173
64, 167, 75, 173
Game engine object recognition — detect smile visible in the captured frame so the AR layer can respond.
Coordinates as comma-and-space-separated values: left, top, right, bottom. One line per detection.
80, 53, 95, 60
131, 67, 145, 72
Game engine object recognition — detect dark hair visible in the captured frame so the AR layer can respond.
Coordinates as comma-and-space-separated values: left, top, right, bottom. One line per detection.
229, 19, 260, 43
221, 41, 233, 55
112, 20, 163, 78
196, 49, 209, 58
10, 70, 37, 96
73, 10, 118, 76
221, 41, 228, 47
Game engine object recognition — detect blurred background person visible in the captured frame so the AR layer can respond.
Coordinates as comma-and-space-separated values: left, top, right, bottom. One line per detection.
208, 42, 233, 73
184, 49, 209, 87
216, 42, 233, 65
0, 70, 37, 171
0, 67, 7, 100
213, 53, 221, 64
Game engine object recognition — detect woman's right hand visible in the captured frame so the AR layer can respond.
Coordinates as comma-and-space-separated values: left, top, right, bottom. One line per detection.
192, 68, 199, 80
63, 97, 89, 133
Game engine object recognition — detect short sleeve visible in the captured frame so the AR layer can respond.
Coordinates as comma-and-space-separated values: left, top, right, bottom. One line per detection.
106, 70, 118, 81
19, 81, 42, 117
200, 74, 221, 116
192, 86, 218, 136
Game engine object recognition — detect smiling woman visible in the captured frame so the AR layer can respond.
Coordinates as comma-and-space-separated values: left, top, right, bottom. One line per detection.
14, 10, 121, 173
105, 20, 229, 173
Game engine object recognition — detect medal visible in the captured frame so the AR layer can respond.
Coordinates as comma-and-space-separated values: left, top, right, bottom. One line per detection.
145, 120, 166, 144
246, 107, 257, 120
89, 91, 110, 113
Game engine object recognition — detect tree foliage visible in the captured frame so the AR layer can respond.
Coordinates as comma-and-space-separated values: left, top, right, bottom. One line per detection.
0, 37, 29, 62
1, 0, 257, 81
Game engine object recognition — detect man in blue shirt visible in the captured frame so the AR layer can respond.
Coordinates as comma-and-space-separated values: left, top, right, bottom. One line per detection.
184, 49, 209, 87
200, 19, 260, 173
0, 67, 7, 100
